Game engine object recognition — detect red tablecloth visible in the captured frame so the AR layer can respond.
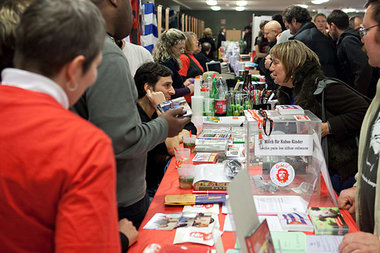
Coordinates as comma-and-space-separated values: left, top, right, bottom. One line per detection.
128, 158, 359, 252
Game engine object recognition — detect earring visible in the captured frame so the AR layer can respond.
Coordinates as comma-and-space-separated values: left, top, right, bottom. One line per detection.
66, 81, 78, 92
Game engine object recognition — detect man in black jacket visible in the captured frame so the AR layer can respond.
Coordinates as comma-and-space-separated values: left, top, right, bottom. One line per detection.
283, 5, 338, 78
327, 10, 374, 96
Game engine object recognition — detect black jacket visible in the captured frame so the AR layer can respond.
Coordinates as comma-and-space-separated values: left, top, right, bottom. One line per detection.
277, 63, 369, 179
199, 37, 216, 59
290, 22, 338, 78
217, 32, 226, 49
336, 28, 373, 96
243, 32, 252, 54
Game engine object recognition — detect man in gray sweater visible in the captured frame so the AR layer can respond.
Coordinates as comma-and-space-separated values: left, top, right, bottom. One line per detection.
73, 0, 189, 229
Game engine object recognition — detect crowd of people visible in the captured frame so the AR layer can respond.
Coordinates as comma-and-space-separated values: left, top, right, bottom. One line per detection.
1, 0, 380, 252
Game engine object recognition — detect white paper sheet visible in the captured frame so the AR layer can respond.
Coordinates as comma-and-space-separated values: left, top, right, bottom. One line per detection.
183, 204, 220, 214
253, 195, 309, 214
306, 235, 343, 253
223, 214, 285, 232
223, 195, 309, 215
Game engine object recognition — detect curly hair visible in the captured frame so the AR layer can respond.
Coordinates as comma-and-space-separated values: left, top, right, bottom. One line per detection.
0, 0, 30, 71
153, 28, 185, 67
282, 5, 312, 24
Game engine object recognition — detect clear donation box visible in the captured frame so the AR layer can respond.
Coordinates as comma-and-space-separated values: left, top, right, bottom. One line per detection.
244, 109, 323, 211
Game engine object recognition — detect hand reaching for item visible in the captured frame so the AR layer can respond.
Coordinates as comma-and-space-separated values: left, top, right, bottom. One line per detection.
338, 187, 356, 217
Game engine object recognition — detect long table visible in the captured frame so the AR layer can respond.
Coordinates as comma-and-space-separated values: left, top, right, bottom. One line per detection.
128, 158, 359, 252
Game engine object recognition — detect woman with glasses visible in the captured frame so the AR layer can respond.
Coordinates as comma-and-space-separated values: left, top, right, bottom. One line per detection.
269, 40, 369, 194
153, 28, 194, 99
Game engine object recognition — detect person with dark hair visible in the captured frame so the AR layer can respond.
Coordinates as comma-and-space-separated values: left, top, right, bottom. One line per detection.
272, 13, 286, 31
349, 15, 363, 30
338, 0, 380, 251
327, 9, 374, 97
243, 25, 252, 54
0, 0, 30, 80
217, 27, 226, 50
134, 62, 176, 199
73, 0, 189, 236
0, 0, 122, 252
134, 62, 197, 200
282, 5, 338, 78
254, 20, 269, 64
269, 40, 369, 193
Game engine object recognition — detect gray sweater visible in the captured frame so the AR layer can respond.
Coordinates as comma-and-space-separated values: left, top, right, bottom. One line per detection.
73, 36, 168, 207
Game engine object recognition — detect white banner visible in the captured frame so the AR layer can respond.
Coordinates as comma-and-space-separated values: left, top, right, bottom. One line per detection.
254, 134, 313, 156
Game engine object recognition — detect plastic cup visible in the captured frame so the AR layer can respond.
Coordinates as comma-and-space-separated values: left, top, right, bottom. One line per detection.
177, 164, 194, 189
183, 135, 196, 153
174, 148, 191, 168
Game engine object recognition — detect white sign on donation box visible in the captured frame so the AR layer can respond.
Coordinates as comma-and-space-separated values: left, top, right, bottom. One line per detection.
254, 134, 313, 156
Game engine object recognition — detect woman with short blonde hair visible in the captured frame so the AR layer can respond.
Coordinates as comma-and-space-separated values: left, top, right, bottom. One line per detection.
269, 40, 369, 194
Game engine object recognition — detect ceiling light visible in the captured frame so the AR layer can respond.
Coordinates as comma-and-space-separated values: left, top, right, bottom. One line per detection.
211, 5, 221, 11
311, 0, 329, 4
206, 0, 217, 6
342, 8, 357, 13
236, 6, 245, 11
236, 1, 248, 7
297, 4, 309, 9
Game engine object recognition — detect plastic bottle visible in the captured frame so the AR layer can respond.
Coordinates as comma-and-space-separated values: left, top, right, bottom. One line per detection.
215, 76, 227, 116
204, 74, 214, 116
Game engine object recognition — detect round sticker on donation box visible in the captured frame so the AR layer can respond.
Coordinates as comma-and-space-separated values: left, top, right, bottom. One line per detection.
270, 162, 295, 187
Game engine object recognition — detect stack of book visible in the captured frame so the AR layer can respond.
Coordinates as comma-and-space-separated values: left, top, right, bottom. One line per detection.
308, 207, 349, 235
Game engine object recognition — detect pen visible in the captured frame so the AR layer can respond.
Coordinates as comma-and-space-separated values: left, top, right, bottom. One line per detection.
192, 190, 228, 194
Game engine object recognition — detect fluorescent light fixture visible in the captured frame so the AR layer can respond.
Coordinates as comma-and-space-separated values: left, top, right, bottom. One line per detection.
342, 8, 357, 13
311, 0, 329, 4
236, 1, 248, 6
297, 4, 309, 8
206, 0, 217, 6
211, 5, 221, 11
236, 6, 245, 11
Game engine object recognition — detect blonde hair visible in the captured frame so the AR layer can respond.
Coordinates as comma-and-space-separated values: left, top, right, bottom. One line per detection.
153, 28, 186, 67
184, 32, 197, 54
0, 0, 30, 49
203, 27, 213, 38
270, 40, 320, 82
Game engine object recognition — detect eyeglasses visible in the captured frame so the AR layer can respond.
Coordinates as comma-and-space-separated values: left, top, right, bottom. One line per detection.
359, 24, 380, 38
258, 108, 273, 136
